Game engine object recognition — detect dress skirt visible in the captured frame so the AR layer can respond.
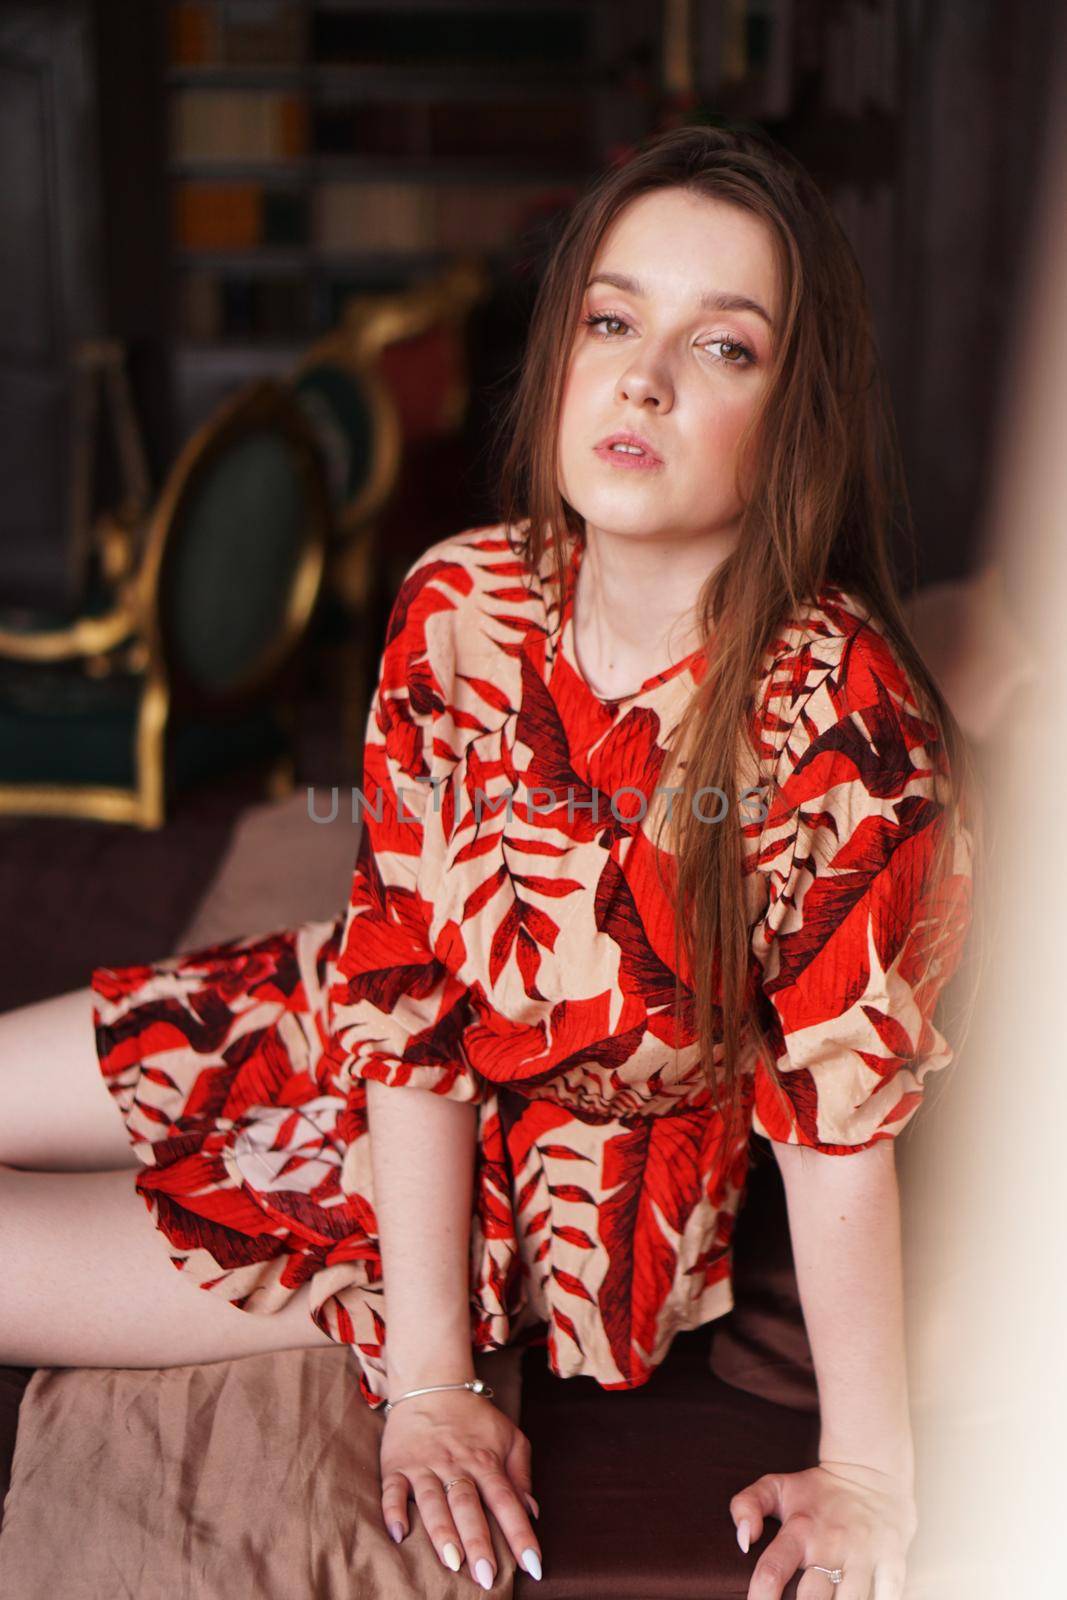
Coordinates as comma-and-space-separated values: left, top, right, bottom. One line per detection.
89, 917, 543, 1411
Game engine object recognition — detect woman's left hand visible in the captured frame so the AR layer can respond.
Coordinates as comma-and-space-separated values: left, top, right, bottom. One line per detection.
728, 1459, 918, 1599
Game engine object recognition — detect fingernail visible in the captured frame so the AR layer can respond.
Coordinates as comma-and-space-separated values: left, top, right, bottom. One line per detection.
389, 1520, 404, 1543
524, 1493, 540, 1520
521, 1546, 543, 1580
475, 1556, 495, 1589
442, 1541, 462, 1572
737, 1519, 751, 1554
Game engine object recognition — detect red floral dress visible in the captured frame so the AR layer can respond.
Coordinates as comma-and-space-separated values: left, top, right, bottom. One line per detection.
91, 525, 974, 1412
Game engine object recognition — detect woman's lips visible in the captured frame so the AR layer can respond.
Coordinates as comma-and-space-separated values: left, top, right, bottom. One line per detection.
592, 442, 665, 471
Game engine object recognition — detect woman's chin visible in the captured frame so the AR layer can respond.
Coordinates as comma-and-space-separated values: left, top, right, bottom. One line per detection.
566, 490, 677, 538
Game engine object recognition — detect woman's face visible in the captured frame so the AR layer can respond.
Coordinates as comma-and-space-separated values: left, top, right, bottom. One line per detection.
556, 187, 780, 546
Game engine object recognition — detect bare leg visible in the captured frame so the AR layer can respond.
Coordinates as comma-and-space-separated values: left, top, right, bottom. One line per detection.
0, 984, 142, 1170
0, 1164, 338, 1366
0, 988, 339, 1365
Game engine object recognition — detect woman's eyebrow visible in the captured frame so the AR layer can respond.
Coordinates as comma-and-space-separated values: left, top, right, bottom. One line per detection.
585, 270, 774, 330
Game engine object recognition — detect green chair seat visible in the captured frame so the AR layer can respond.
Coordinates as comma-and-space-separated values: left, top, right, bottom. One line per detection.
0, 658, 286, 793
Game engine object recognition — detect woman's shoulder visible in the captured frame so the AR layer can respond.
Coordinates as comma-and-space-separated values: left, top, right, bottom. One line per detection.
752, 580, 927, 771
378, 523, 542, 701
389, 524, 541, 628
396, 522, 531, 593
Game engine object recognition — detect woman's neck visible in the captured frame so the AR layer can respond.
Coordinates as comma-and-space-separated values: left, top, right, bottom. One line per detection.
571, 528, 727, 693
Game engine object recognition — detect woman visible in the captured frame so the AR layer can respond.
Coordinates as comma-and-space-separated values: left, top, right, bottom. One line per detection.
0, 123, 978, 1599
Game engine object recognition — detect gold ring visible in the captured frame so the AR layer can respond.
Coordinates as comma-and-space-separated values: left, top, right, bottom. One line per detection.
442, 1476, 476, 1494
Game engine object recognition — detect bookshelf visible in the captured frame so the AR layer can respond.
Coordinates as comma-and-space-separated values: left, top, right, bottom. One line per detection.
164, 0, 654, 438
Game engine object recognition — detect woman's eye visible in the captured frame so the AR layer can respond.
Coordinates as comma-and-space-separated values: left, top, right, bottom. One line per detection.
705, 337, 755, 367
583, 312, 629, 338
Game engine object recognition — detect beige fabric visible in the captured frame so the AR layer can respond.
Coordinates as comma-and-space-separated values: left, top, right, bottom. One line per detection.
176, 785, 359, 954
0, 1344, 523, 1599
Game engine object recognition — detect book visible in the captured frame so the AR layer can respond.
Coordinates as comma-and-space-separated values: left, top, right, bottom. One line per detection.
167, 1, 303, 69
168, 3, 218, 67
172, 90, 308, 163
312, 180, 575, 256
175, 184, 262, 250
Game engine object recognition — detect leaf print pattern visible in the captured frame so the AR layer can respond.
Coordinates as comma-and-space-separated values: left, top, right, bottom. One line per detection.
90, 525, 974, 1410
746, 613, 975, 1153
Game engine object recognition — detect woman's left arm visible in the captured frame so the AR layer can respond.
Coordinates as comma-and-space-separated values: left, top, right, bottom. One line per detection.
728, 1138, 919, 1599
776, 1137, 914, 1483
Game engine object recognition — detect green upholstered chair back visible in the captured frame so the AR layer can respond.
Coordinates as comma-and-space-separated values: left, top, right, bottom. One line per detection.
144, 380, 329, 710
293, 362, 376, 512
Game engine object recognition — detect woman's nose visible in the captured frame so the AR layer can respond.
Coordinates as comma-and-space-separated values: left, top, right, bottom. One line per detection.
616, 361, 673, 411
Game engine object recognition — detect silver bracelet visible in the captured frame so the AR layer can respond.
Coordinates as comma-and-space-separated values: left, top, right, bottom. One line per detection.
381, 1377, 494, 1418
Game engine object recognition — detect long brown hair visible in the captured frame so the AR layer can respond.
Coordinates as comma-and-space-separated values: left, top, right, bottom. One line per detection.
491, 121, 984, 1151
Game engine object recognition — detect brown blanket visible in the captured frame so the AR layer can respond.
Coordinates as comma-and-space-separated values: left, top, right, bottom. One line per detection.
0, 1344, 523, 1599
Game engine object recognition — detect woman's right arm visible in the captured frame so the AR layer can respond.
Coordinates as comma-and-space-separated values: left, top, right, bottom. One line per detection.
365, 1078, 479, 1394
366, 1078, 544, 1588
336, 567, 541, 1581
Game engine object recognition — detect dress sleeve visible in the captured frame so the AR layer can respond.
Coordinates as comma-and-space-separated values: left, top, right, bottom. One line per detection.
326, 570, 487, 1105
747, 632, 975, 1154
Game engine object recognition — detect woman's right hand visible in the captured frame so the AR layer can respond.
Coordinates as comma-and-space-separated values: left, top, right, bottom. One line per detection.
379, 1387, 543, 1590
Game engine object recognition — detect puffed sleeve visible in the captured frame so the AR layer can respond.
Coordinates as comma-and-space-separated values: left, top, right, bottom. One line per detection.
325, 566, 487, 1104
746, 629, 975, 1154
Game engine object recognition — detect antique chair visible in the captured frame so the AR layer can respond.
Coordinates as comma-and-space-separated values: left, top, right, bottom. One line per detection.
0, 378, 330, 829
288, 257, 489, 769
